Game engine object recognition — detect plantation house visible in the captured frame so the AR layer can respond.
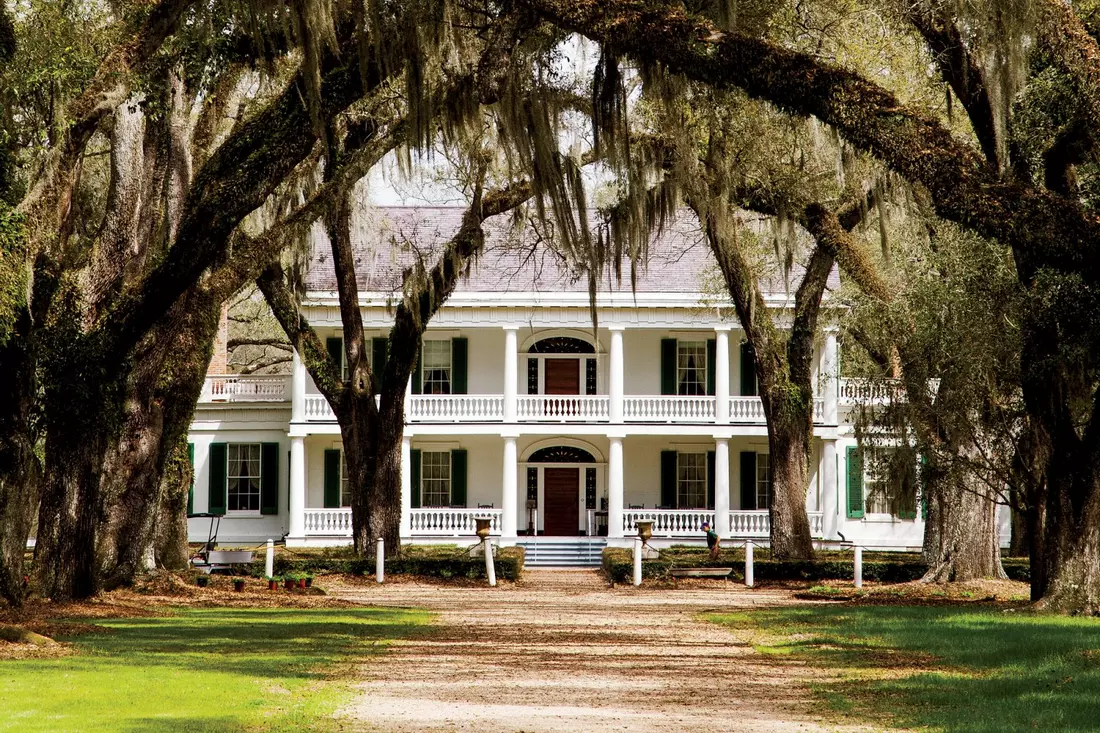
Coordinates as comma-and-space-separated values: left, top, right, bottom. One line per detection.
186, 207, 980, 563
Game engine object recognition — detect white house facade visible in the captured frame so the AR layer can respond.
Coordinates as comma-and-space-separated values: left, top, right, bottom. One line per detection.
186, 208, 940, 558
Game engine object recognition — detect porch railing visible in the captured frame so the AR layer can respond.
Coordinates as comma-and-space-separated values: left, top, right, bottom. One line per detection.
623, 396, 716, 422
410, 508, 503, 536
409, 394, 504, 422
302, 395, 336, 421
516, 395, 610, 421
728, 397, 764, 422
727, 510, 825, 538
623, 509, 715, 536
303, 508, 352, 535
200, 375, 290, 403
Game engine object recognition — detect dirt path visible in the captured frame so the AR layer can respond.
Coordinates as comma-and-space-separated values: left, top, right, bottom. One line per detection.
328, 571, 879, 733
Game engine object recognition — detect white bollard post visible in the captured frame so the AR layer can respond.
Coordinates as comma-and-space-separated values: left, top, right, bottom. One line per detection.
854, 545, 863, 589
376, 537, 385, 584
745, 540, 754, 588
264, 539, 274, 579
484, 539, 497, 587
632, 537, 643, 586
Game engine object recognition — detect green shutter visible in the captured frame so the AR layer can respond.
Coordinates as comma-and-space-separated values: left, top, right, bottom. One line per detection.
450, 449, 468, 507
323, 449, 341, 508
260, 443, 279, 515
706, 339, 717, 396
452, 337, 468, 394
412, 341, 423, 394
660, 338, 677, 395
208, 443, 227, 516
846, 446, 865, 518
410, 449, 421, 508
707, 450, 716, 510
740, 341, 757, 396
187, 443, 195, 516
660, 450, 677, 508
740, 451, 757, 510
371, 337, 388, 391
326, 336, 344, 380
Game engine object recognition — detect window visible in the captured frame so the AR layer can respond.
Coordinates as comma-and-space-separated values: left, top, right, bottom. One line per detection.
677, 341, 707, 395
756, 453, 772, 509
677, 452, 707, 508
227, 443, 261, 512
422, 341, 451, 394
864, 449, 916, 516
421, 451, 452, 506
340, 453, 351, 508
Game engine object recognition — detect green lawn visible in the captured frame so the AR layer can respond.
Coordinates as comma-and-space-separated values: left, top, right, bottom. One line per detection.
0, 606, 428, 733
711, 606, 1100, 733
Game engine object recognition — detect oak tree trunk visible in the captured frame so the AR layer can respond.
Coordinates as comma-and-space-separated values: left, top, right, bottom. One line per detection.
765, 407, 815, 560
921, 465, 1006, 582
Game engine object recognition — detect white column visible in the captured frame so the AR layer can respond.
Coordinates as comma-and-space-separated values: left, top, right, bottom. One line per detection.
502, 436, 518, 540
608, 436, 624, 538
714, 438, 730, 538
288, 436, 306, 539
821, 439, 839, 540
400, 437, 412, 538
291, 349, 306, 422
609, 326, 625, 422
824, 331, 838, 424
715, 328, 730, 423
504, 327, 519, 422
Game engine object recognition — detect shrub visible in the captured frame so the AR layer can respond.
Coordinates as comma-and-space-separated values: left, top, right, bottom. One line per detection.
601, 546, 1027, 585
253, 544, 525, 582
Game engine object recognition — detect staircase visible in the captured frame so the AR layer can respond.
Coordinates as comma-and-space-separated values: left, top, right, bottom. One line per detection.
517, 537, 607, 568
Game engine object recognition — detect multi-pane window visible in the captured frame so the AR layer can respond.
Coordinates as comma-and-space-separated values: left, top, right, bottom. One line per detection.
227, 443, 261, 512
677, 452, 707, 508
756, 453, 772, 509
677, 341, 707, 395
340, 453, 351, 508
421, 451, 452, 507
864, 449, 916, 516
422, 341, 452, 394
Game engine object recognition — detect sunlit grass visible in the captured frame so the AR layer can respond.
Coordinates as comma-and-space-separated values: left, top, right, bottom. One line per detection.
711, 606, 1100, 733
0, 606, 428, 733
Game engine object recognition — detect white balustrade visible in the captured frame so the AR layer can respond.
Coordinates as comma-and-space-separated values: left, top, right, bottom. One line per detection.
813, 398, 825, 423
839, 378, 904, 403
728, 397, 765, 422
726, 510, 825, 538
622, 396, 716, 422
622, 509, 715, 536
200, 375, 290, 403
302, 395, 336, 421
303, 509, 352, 535
408, 394, 504, 422
409, 508, 503, 536
516, 395, 610, 422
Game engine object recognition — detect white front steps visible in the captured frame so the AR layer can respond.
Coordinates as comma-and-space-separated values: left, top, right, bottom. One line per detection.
517, 538, 607, 568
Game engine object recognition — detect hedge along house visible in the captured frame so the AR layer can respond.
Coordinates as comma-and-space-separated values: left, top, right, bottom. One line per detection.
187, 207, 999, 562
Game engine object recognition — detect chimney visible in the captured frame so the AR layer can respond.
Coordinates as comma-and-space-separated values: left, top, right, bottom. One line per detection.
208, 301, 230, 375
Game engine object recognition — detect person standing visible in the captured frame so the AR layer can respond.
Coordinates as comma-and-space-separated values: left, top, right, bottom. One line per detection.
702, 521, 720, 560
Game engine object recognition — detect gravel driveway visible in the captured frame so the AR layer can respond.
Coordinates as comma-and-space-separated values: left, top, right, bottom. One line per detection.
328, 570, 880, 732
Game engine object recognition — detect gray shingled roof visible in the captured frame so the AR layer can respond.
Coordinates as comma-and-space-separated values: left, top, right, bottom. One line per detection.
304, 206, 840, 297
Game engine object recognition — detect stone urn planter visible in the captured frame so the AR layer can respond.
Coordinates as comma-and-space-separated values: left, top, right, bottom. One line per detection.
475, 517, 492, 540
636, 520, 654, 543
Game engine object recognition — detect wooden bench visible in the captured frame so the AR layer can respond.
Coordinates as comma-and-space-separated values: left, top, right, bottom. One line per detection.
669, 567, 732, 578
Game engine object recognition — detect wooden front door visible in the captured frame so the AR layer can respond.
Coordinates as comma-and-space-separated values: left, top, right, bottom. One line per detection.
544, 358, 580, 395
543, 467, 580, 536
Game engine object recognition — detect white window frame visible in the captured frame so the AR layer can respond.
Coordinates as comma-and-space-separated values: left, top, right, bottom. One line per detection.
756, 453, 772, 510
421, 340, 452, 395
421, 450, 452, 507
677, 340, 707, 396
677, 452, 707, 509
226, 443, 262, 515
863, 448, 915, 519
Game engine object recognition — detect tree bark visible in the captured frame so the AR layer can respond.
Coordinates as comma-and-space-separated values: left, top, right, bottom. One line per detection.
921, 465, 1007, 582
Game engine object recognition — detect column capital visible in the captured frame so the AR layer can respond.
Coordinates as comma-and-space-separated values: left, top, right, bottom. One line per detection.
713, 325, 733, 333
713, 436, 730, 447
501, 324, 523, 332
607, 324, 627, 332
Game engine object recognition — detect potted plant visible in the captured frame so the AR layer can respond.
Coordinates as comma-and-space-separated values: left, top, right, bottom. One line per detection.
297, 574, 307, 589
304, 574, 314, 588
196, 574, 210, 588
267, 576, 279, 591
284, 574, 297, 591
233, 578, 246, 593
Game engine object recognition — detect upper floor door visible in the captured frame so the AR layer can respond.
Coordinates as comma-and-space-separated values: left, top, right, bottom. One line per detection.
527, 336, 597, 396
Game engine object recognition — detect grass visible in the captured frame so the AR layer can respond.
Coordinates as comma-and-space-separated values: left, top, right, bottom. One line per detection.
0, 606, 428, 733
711, 605, 1100, 732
